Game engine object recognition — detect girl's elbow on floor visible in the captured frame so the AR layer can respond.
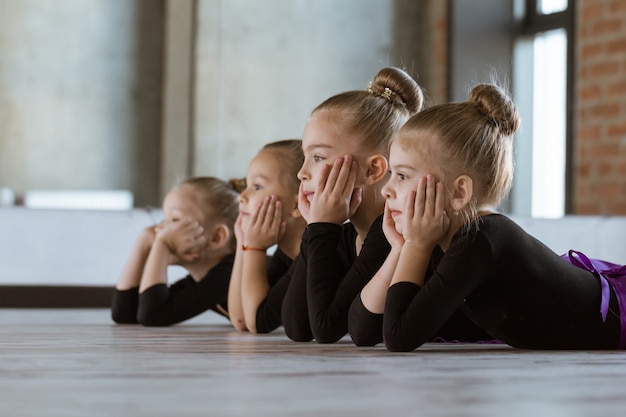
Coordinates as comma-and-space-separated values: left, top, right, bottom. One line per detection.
313, 331, 343, 344
350, 333, 381, 347
384, 341, 416, 352
384, 333, 422, 352
230, 318, 249, 332
284, 327, 314, 343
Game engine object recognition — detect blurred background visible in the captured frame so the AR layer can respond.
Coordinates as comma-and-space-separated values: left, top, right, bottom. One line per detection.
0, 0, 624, 217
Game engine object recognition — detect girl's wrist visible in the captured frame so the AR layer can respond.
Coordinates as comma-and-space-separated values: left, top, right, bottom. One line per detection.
241, 244, 266, 252
401, 239, 433, 253
389, 245, 404, 256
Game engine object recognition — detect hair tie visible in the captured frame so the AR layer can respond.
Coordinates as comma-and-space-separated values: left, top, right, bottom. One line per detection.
367, 82, 395, 102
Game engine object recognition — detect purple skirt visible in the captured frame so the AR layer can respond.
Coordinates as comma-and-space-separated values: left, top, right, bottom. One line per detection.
562, 250, 626, 349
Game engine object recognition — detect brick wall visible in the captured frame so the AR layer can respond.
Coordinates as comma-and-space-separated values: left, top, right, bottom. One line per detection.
576, 0, 626, 214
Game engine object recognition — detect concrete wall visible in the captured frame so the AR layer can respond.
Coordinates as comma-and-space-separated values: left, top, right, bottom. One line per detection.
0, 0, 431, 206
0, 0, 163, 207
192, 0, 398, 183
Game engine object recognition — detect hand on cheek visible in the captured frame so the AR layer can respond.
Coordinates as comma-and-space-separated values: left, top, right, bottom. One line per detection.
156, 218, 207, 263
244, 196, 285, 250
297, 182, 311, 223
402, 175, 449, 250
307, 155, 362, 225
382, 201, 404, 250
234, 214, 245, 243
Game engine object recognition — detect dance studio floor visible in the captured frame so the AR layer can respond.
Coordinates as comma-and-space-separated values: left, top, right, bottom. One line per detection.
1, 309, 625, 417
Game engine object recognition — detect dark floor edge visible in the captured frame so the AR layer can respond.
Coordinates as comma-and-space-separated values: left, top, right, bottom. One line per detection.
0, 285, 113, 308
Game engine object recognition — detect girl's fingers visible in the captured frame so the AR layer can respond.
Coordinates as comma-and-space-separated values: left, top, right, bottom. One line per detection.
424, 175, 436, 217
334, 156, 354, 196
405, 190, 416, 220
324, 157, 343, 193
382, 201, 395, 231
298, 182, 311, 219
265, 197, 278, 228
343, 159, 359, 196
251, 197, 269, 225
256, 197, 271, 227
270, 200, 282, 229
434, 181, 445, 218
325, 156, 357, 198
317, 162, 331, 193
249, 196, 281, 230
384, 201, 392, 221
413, 177, 427, 219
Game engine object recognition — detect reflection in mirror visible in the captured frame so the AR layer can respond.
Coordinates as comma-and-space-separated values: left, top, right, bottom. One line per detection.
0, 0, 164, 208
0, 0, 442, 210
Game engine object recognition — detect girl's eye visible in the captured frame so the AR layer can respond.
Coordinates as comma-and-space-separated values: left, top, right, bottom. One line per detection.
253, 184, 262, 191
313, 155, 325, 163
397, 173, 408, 181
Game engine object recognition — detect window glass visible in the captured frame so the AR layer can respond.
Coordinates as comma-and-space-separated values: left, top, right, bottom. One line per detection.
531, 28, 567, 218
538, 0, 568, 15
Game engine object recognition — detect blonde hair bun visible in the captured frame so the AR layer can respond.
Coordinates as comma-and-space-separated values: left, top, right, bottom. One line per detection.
468, 84, 520, 137
369, 67, 425, 114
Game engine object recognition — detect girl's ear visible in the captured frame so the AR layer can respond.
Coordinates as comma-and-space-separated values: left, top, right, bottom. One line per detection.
364, 154, 389, 185
207, 223, 230, 250
450, 175, 473, 212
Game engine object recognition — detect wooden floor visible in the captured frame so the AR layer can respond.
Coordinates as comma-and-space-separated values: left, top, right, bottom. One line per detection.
1, 309, 626, 417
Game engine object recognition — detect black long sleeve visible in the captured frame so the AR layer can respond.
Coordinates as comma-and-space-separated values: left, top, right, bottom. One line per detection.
281, 228, 314, 341
132, 254, 235, 326
348, 294, 383, 346
305, 215, 390, 343
383, 215, 621, 351
348, 246, 492, 347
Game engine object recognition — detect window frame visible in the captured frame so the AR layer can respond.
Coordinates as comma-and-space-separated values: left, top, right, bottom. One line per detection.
516, 0, 575, 213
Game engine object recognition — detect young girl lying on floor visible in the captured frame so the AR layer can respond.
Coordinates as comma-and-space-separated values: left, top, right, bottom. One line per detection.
111, 177, 240, 326
351, 83, 626, 351
227, 139, 306, 333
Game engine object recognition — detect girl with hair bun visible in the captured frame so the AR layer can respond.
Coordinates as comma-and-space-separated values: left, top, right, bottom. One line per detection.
111, 177, 240, 326
281, 67, 488, 344
227, 139, 307, 334
356, 83, 626, 351
278, 67, 423, 343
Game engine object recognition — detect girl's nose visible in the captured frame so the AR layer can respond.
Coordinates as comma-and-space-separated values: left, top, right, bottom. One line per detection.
381, 181, 393, 199
238, 189, 248, 204
297, 164, 308, 181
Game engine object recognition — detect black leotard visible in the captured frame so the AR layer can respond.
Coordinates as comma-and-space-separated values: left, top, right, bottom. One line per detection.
383, 214, 621, 351
111, 254, 235, 326
281, 215, 392, 342
349, 246, 493, 346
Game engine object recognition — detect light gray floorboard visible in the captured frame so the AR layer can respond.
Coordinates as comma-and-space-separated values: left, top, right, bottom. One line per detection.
1, 309, 625, 417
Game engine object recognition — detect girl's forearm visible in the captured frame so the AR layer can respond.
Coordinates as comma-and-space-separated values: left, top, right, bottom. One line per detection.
115, 238, 151, 290
359, 248, 401, 314
390, 242, 431, 287
240, 251, 269, 334
227, 247, 247, 331
138, 240, 171, 293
